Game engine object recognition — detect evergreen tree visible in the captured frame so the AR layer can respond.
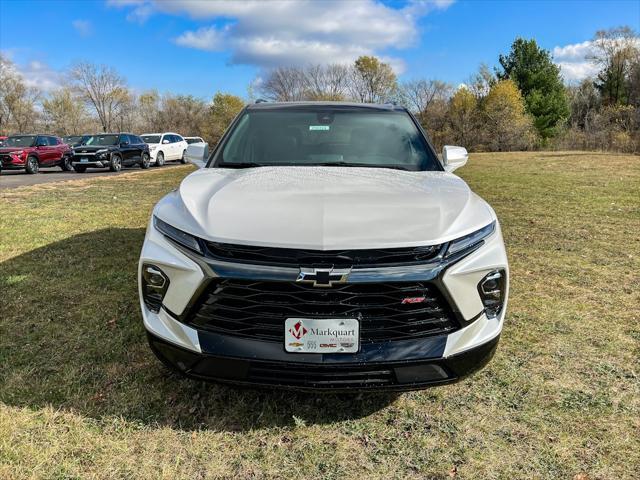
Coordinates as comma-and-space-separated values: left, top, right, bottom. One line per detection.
498, 38, 569, 140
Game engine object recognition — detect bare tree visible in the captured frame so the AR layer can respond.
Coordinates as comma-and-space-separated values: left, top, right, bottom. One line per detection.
400, 79, 452, 117
466, 63, 496, 99
304, 64, 350, 100
114, 90, 137, 132
42, 87, 91, 135
0, 54, 41, 133
259, 66, 308, 101
566, 80, 601, 129
157, 94, 208, 136
70, 62, 128, 132
588, 26, 640, 105
137, 90, 162, 133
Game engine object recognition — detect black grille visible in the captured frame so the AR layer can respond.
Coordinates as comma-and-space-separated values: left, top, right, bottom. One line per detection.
187, 280, 458, 343
247, 362, 395, 388
204, 242, 442, 267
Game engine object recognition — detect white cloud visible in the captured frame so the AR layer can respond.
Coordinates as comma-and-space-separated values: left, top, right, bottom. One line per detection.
1, 50, 63, 93
72, 19, 92, 37
127, 3, 154, 23
18, 60, 64, 92
555, 61, 600, 82
175, 26, 227, 52
552, 37, 640, 82
552, 40, 598, 82
106, 0, 154, 23
552, 40, 595, 61
108, 0, 455, 69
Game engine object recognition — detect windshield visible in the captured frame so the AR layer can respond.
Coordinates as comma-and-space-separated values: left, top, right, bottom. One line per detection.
84, 134, 119, 146
141, 135, 161, 144
214, 108, 440, 171
63, 136, 83, 144
6, 135, 37, 148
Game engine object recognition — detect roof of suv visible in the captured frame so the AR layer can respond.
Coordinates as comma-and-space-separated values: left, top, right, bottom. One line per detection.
9, 133, 58, 136
246, 101, 407, 112
85, 132, 135, 135
141, 132, 181, 136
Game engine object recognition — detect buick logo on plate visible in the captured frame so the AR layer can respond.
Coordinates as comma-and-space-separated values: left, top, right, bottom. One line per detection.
296, 267, 351, 288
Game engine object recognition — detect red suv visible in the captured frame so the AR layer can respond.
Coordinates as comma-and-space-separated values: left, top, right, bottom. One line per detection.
0, 134, 73, 174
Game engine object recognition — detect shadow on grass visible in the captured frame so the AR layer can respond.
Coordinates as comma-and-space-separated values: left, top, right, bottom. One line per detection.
0, 228, 397, 432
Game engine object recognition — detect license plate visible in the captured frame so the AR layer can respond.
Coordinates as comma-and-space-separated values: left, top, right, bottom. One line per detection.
285, 318, 359, 353
81, 158, 88, 162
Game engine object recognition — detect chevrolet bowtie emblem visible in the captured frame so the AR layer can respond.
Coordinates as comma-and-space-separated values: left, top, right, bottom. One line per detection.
296, 267, 351, 287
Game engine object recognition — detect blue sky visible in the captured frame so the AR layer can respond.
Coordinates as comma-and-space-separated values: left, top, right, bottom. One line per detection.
1, 0, 638, 100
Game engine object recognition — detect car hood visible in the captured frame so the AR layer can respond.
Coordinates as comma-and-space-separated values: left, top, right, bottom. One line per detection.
0, 146, 35, 153
155, 166, 496, 250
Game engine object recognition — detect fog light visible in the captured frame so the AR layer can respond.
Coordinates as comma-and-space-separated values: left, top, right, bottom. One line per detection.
144, 266, 166, 288
141, 264, 169, 313
478, 270, 505, 318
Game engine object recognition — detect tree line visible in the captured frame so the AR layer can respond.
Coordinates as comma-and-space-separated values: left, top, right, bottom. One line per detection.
1, 26, 638, 153
0, 59, 245, 146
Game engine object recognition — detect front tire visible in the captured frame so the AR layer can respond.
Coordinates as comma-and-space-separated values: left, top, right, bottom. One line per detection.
109, 154, 122, 172
61, 156, 74, 172
155, 151, 164, 167
25, 156, 39, 174
73, 165, 87, 173
180, 150, 187, 164
140, 153, 150, 169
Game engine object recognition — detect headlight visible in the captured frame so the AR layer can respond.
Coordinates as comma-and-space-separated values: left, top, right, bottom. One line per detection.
10, 150, 24, 156
154, 216, 203, 254
150, 145, 157, 151
446, 221, 495, 257
96, 149, 108, 155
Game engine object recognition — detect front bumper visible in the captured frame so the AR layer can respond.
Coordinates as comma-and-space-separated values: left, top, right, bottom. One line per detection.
139, 216, 509, 390
148, 329, 500, 391
71, 156, 108, 168
0, 154, 26, 169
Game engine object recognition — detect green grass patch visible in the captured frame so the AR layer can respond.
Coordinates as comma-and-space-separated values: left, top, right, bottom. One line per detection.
1, 153, 639, 479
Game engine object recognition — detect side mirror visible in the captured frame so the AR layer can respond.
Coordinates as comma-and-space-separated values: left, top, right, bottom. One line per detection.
36, 141, 47, 147
120, 141, 129, 147
442, 145, 468, 173
162, 139, 170, 144
185, 143, 209, 168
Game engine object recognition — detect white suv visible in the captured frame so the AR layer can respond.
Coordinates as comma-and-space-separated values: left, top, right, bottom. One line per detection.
141, 133, 188, 166
139, 102, 509, 391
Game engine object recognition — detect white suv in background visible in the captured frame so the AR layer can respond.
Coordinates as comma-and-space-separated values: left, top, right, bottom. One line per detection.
141, 133, 188, 166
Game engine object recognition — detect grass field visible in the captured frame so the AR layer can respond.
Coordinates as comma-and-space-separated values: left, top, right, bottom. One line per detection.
1, 152, 638, 479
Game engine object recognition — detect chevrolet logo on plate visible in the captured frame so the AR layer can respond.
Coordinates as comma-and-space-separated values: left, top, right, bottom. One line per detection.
296, 267, 351, 287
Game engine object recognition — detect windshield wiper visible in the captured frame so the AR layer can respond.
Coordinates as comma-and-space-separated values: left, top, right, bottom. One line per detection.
218, 162, 264, 169
217, 161, 413, 171
311, 162, 411, 171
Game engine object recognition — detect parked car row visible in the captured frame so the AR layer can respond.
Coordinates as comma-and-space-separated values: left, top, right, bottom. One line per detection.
0, 132, 206, 175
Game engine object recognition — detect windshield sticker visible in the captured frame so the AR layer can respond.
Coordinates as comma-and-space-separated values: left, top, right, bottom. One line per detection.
309, 125, 330, 131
